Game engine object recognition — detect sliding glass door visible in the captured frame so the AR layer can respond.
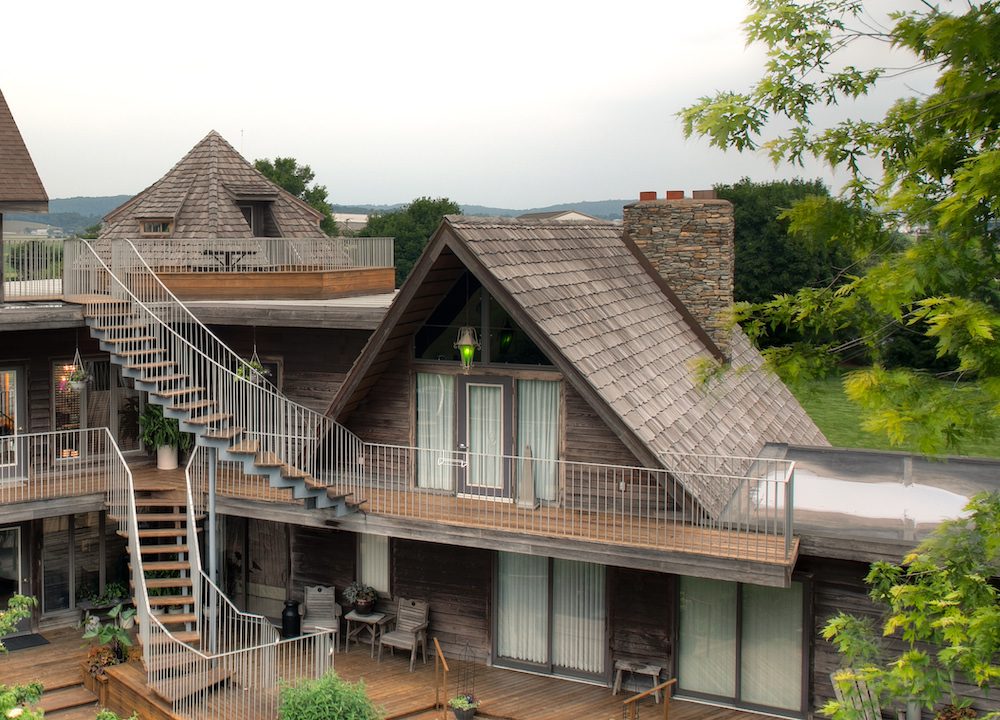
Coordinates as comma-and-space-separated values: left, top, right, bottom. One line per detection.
0, 526, 29, 638
457, 376, 512, 498
496, 552, 606, 678
678, 576, 806, 714
0, 367, 25, 474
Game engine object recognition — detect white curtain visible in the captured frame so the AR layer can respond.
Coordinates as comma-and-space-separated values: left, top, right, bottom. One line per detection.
517, 379, 560, 501
552, 559, 605, 674
467, 384, 503, 489
358, 533, 390, 593
741, 582, 803, 710
497, 552, 548, 664
678, 576, 737, 697
416, 373, 454, 489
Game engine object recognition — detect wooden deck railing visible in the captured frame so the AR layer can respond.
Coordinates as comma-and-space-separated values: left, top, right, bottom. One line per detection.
622, 678, 677, 720
327, 444, 796, 563
1, 236, 63, 301
433, 637, 449, 720
0, 428, 120, 504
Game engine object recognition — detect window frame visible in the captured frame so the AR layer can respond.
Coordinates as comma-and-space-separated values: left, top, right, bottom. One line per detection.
139, 220, 173, 237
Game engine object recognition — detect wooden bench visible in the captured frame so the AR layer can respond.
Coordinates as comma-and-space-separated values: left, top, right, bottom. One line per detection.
613, 659, 665, 703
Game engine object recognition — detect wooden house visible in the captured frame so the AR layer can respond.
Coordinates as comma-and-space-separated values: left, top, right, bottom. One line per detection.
3, 97, 999, 720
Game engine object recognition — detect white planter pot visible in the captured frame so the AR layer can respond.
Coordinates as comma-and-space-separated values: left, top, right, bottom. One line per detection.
156, 445, 178, 470
69, 380, 87, 393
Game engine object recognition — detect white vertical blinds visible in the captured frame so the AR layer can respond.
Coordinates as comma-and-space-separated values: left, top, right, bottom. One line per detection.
516, 379, 560, 501
497, 552, 548, 664
467, 384, 503, 488
358, 533, 390, 593
678, 576, 737, 697
416, 373, 454, 489
741, 582, 803, 710
552, 559, 605, 674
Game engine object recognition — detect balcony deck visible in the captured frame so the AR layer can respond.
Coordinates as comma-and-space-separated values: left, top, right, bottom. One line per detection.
0, 626, 764, 720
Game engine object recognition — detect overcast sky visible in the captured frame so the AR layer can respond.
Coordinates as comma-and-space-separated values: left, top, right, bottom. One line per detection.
1, 0, 932, 208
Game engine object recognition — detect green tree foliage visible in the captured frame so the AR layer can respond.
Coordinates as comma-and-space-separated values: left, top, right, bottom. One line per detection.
254, 157, 337, 236
822, 492, 1000, 716
715, 178, 845, 304
0, 595, 35, 652
279, 671, 383, 720
359, 197, 461, 286
680, 1, 1000, 454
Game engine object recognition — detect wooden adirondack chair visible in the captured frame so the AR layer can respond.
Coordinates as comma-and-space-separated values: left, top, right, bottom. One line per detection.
832, 670, 883, 720
301, 585, 341, 651
378, 597, 429, 671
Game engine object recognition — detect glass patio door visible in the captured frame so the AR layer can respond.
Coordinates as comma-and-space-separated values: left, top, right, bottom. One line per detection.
0, 526, 29, 638
456, 376, 512, 498
496, 552, 606, 678
0, 368, 26, 474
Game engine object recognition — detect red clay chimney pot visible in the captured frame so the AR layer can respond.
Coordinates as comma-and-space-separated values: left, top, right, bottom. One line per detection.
639, 191, 657, 201
665, 190, 685, 200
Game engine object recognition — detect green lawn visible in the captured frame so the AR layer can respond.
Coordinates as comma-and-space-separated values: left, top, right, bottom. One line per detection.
790, 377, 1000, 459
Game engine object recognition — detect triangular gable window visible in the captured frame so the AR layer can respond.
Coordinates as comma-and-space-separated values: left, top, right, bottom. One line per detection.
414, 270, 551, 366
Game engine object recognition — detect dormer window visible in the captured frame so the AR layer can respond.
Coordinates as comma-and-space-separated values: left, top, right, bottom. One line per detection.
140, 220, 172, 237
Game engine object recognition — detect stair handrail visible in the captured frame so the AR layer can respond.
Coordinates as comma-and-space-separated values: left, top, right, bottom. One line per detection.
621, 678, 677, 720
433, 637, 449, 720
70, 238, 364, 490
183, 446, 280, 647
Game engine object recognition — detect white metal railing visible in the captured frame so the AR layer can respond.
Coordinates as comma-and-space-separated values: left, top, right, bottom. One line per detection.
65, 238, 365, 487
1, 237, 64, 300
129, 446, 333, 719
117, 237, 393, 273
327, 444, 796, 563
0, 428, 117, 503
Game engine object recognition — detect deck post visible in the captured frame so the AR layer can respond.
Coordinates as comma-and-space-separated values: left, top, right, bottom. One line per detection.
208, 445, 218, 584
0, 213, 5, 304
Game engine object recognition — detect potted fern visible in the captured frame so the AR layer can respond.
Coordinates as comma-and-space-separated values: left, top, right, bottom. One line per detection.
139, 404, 193, 470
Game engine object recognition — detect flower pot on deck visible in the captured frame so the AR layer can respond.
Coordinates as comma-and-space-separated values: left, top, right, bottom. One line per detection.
452, 708, 476, 720
156, 445, 178, 470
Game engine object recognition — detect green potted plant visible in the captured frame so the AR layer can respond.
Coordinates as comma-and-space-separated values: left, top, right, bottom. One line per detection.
448, 693, 479, 720
65, 365, 89, 393
139, 404, 193, 470
236, 357, 271, 385
342, 581, 377, 615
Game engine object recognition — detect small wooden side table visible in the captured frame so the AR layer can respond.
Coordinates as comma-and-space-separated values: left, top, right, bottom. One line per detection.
344, 610, 394, 658
613, 660, 665, 703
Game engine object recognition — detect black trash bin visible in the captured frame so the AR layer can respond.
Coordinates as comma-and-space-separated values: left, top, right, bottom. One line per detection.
282, 599, 301, 638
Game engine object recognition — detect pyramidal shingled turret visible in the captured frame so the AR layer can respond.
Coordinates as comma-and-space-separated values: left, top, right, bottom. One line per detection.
100, 131, 324, 239
0, 88, 48, 211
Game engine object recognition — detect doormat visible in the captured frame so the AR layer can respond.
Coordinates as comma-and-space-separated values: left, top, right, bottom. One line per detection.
2, 634, 49, 651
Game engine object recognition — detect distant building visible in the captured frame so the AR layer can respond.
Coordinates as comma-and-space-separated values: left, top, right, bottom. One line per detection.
332, 212, 369, 233
517, 209, 603, 222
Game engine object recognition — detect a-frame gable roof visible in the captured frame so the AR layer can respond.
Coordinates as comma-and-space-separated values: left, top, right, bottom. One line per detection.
330, 216, 828, 516
0, 89, 48, 212
101, 131, 324, 239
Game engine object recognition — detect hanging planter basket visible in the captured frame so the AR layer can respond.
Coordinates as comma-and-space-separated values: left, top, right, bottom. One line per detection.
236, 345, 271, 386
64, 348, 90, 394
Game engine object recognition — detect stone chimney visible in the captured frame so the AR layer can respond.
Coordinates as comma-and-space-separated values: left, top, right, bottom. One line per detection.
623, 190, 735, 353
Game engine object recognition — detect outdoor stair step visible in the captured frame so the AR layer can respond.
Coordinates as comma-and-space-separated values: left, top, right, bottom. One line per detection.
203, 426, 242, 440
154, 386, 206, 399
146, 630, 202, 646
141, 373, 190, 385
131, 544, 190, 555
127, 360, 177, 371
117, 348, 168, 358
152, 667, 230, 704
122, 528, 196, 539
150, 612, 198, 625
92, 321, 145, 331
104, 335, 157, 345
138, 560, 192, 572
143, 649, 201, 673
255, 452, 282, 467
146, 594, 195, 607
184, 412, 232, 426
35, 684, 97, 714
135, 512, 195, 522
228, 439, 260, 454
171, 399, 216, 412
132, 491, 188, 503
283, 465, 309, 479
134, 576, 193, 589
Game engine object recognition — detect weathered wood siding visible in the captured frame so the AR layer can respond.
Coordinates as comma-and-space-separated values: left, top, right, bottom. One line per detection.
800, 554, 1000, 717
288, 525, 357, 604
343, 349, 411, 446
211, 326, 369, 414
609, 567, 673, 677
392, 538, 492, 662
157, 267, 394, 301
0, 327, 102, 434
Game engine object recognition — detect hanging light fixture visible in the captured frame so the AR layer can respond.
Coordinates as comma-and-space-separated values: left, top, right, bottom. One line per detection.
454, 326, 480, 373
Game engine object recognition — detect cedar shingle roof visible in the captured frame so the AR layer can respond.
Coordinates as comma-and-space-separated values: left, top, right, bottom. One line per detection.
100, 131, 323, 239
0, 89, 47, 211
331, 216, 828, 517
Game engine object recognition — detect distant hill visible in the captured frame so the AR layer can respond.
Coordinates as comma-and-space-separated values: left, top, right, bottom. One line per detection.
333, 199, 631, 221
6, 195, 132, 235
5, 196, 628, 235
